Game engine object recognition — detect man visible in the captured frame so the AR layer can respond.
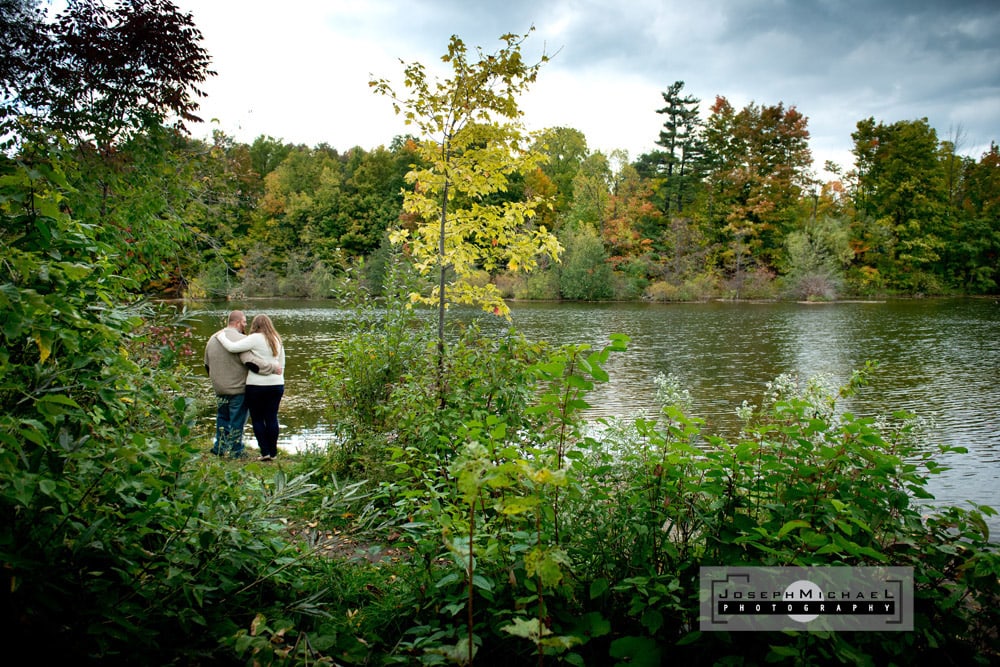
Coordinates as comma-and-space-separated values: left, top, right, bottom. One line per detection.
204, 310, 280, 458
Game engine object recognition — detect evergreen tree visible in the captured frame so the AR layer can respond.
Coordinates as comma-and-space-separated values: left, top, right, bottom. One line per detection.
655, 80, 704, 215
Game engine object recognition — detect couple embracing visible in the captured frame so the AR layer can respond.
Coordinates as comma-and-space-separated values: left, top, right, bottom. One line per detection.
203, 310, 286, 461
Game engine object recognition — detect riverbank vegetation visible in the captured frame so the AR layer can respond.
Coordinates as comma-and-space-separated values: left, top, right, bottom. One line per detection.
1, 2, 998, 663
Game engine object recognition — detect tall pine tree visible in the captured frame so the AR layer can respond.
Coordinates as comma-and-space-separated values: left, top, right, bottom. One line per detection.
655, 80, 704, 215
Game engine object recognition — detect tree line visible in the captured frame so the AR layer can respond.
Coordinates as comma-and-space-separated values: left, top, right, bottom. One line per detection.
178, 94, 998, 303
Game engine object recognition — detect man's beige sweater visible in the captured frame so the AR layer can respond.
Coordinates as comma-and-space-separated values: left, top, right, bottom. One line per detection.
204, 327, 274, 395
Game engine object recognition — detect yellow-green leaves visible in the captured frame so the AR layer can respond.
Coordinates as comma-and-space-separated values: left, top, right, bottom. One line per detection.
373, 30, 561, 323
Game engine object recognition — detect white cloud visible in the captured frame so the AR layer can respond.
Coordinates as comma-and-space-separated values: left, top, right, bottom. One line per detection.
173, 0, 999, 176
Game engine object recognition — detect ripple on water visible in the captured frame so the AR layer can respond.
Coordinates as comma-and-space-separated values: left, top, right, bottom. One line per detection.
182, 298, 1000, 537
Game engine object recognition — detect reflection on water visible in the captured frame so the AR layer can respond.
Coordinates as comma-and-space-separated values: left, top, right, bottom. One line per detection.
182, 298, 1000, 533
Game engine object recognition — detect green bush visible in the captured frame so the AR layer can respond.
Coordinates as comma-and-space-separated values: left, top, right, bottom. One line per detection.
304, 259, 338, 298
644, 279, 682, 302
0, 143, 362, 665
309, 257, 430, 477
569, 366, 998, 663
559, 225, 614, 301
237, 243, 281, 297
612, 258, 650, 300
726, 265, 778, 300
521, 268, 561, 300
187, 256, 234, 299
678, 273, 720, 301
325, 324, 998, 665
783, 269, 842, 300
645, 274, 720, 302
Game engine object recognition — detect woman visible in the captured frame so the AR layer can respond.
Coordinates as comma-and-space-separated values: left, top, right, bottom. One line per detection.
215, 314, 285, 461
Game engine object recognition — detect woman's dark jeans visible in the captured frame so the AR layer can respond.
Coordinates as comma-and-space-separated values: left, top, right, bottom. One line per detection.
244, 384, 284, 458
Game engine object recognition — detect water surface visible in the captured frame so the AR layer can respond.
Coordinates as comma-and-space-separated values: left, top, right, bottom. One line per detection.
182, 298, 999, 533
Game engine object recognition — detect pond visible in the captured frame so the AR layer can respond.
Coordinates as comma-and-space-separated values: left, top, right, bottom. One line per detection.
180, 297, 1000, 534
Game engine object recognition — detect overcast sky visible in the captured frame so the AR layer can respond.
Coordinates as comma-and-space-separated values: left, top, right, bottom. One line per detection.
172, 0, 999, 179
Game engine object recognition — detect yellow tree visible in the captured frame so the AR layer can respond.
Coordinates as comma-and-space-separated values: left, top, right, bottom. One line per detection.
371, 30, 561, 356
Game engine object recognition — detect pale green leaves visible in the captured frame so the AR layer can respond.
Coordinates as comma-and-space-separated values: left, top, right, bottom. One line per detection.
501, 616, 580, 652
525, 545, 570, 587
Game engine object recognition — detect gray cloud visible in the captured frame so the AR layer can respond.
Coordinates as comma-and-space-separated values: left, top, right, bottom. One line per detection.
181, 0, 998, 172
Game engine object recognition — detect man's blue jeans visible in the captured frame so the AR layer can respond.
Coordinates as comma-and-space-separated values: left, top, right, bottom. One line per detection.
213, 393, 249, 457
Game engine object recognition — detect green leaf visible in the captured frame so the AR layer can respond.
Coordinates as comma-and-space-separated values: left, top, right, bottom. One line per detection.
676, 630, 701, 646
768, 644, 799, 657
37, 478, 58, 498
35, 393, 82, 423
59, 262, 92, 281
19, 424, 47, 446
777, 519, 811, 538
36, 394, 81, 408
438, 637, 478, 663
471, 574, 493, 591
574, 611, 611, 638
590, 578, 609, 599
801, 530, 829, 549
609, 636, 660, 667
586, 351, 609, 381
641, 608, 664, 634
490, 421, 507, 440
435, 572, 462, 588
525, 546, 570, 587
834, 519, 854, 536
608, 333, 630, 350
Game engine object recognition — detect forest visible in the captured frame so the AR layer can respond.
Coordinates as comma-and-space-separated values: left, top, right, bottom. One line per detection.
180, 91, 1000, 305
1, 1, 998, 665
